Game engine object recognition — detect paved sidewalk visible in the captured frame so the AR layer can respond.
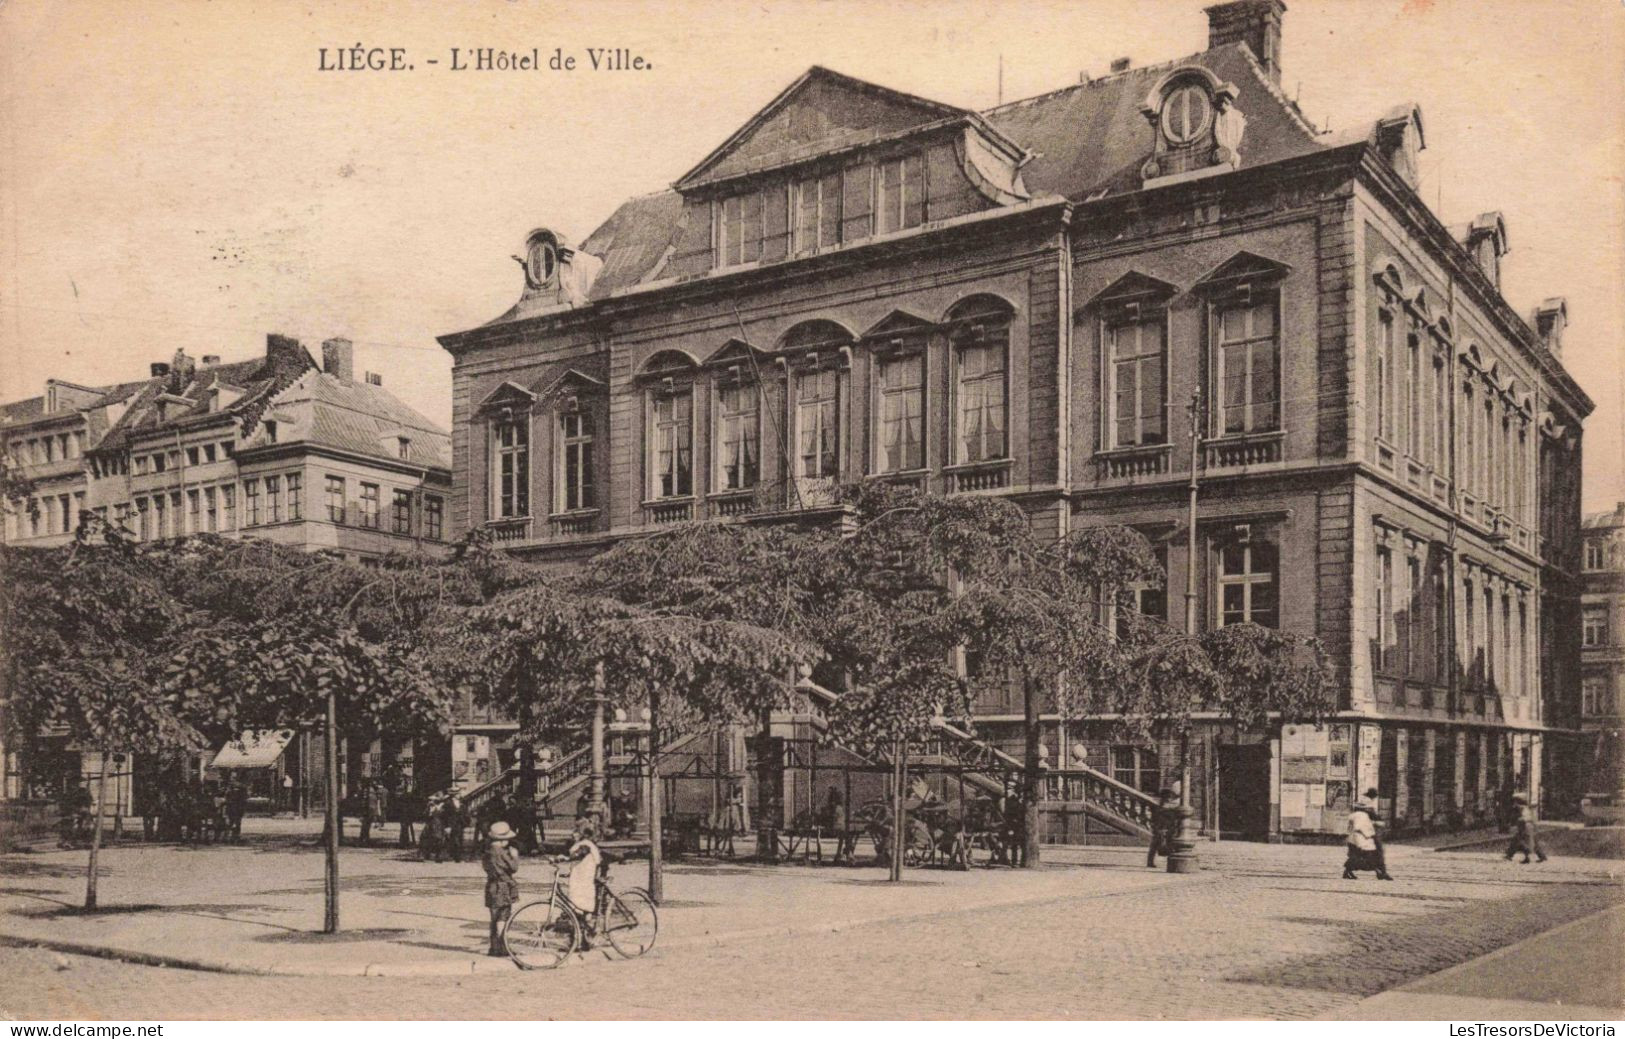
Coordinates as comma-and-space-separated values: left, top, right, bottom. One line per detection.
0, 820, 1195, 976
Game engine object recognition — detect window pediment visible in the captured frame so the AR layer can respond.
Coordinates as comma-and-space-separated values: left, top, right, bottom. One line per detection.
1192, 251, 1290, 300
1082, 271, 1178, 319
702, 338, 770, 375
534, 368, 605, 411
475, 380, 538, 416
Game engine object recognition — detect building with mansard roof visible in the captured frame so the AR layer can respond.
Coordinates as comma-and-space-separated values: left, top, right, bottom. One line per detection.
438, 1, 1592, 840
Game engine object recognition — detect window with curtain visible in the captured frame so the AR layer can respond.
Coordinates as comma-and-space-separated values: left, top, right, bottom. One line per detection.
652, 391, 693, 498
560, 410, 596, 511
1375, 544, 1393, 671
716, 383, 759, 491
878, 353, 925, 472
1217, 539, 1277, 627
492, 418, 529, 518
1375, 309, 1392, 441
956, 334, 1008, 462
1407, 331, 1422, 457
796, 368, 839, 480
1108, 316, 1166, 447
1216, 300, 1280, 434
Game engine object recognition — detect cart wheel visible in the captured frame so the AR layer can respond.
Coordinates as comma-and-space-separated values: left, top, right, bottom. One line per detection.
504, 899, 578, 969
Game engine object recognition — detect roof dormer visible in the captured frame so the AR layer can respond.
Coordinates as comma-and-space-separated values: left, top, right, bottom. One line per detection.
1140, 65, 1245, 188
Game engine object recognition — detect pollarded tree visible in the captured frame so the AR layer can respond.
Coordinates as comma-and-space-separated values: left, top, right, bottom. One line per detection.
0, 515, 205, 909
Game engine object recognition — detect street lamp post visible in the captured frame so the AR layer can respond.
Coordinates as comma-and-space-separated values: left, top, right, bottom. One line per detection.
1168, 389, 1203, 875
587, 661, 608, 828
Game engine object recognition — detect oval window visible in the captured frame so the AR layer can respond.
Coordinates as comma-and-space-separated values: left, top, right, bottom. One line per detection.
526, 239, 557, 287
1160, 83, 1213, 145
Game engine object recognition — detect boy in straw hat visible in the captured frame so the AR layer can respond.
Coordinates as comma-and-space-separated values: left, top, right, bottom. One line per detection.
483, 820, 520, 955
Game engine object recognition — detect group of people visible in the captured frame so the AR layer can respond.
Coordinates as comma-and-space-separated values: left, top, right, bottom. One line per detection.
129, 774, 248, 845
481, 807, 616, 957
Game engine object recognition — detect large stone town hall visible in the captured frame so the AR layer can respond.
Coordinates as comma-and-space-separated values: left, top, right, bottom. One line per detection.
436, 0, 1593, 841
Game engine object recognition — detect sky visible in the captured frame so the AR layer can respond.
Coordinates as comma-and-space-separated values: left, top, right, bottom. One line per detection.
2, 0, 1621, 510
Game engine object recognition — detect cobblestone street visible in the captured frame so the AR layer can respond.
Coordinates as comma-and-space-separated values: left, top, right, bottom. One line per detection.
3, 829, 1621, 1020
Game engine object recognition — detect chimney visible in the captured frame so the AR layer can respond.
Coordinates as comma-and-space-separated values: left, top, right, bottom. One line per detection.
1534, 298, 1567, 358
265, 333, 306, 370
1464, 212, 1508, 290
365, 372, 382, 386
201, 354, 221, 367
149, 362, 170, 378
322, 337, 355, 382
1206, 0, 1286, 83
1109, 57, 1131, 73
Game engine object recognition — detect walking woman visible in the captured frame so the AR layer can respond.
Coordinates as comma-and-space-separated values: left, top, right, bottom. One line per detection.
1504, 793, 1548, 864
483, 820, 520, 956
1343, 791, 1394, 880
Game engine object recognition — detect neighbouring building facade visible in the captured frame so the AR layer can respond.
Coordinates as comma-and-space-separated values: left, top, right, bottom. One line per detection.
1, 334, 453, 809
1581, 502, 1625, 812
438, 1, 1591, 839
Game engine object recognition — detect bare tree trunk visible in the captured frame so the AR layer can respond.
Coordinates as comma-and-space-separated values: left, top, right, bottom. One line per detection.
1023, 677, 1042, 868
647, 689, 663, 903
84, 748, 112, 910
323, 691, 340, 934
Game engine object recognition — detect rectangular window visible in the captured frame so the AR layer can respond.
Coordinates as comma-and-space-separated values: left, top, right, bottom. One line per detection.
879, 353, 925, 472
652, 392, 694, 498
204, 443, 216, 463
1217, 301, 1280, 434
492, 419, 530, 519
793, 172, 841, 255
359, 483, 380, 529
221, 484, 235, 529
1583, 676, 1614, 717
1463, 579, 1478, 684
1375, 310, 1392, 441
1108, 317, 1166, 448
1584, 608, 1609, 648
874, 154, 924, 235
797, 368, 839, 480
1462, 386, 1476, 496
168, 492, 182, 537
153, 452, 167, 473
958, 336, 1008, 462
392, 489, 413, 534
136, 498, 150, 541
153, 496, 166, 539
1587, 541, 1607, 571
1217, 539, 1278, 628
425, 495, 444, 541
560, 411, 596, 511
397, 437, 411, 460
265, 475, 282, 523
716, 192, 765, 267
1432, 561, 1449, 682
134, 455, 149, 476
1376, 545, 1393, 671
1407, 555, 1424, 677
326, 475, 345, 523
205, 486, 218, 532
286, 474, 301, 520
186, 446, 200, 467
187, 490, 201, 533
1407, 332, 1421, 457
1433, 359, 1448, 475
716, 384, 759, 492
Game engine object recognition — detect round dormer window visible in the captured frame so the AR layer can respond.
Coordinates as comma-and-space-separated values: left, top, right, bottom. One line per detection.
525, 237, 558, 288
1161, 83, 1213, 144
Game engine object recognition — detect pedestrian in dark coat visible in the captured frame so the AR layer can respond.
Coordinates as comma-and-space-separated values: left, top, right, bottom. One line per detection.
483, 821, 520, 956
395, 784, 418, 848
442, 794, 468, 863
1504, 794, 1548, 863
225, 780, 248, 843
1147, 787, 1180, 868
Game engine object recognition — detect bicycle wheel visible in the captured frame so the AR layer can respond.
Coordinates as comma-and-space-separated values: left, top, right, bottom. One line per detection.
602, 889, 658, 958
504, 899, 579, 969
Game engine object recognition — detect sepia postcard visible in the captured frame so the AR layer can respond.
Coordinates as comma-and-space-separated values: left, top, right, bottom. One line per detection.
1, 0, 1623, 1027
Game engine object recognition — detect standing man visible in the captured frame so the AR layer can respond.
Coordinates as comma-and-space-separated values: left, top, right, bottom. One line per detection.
358, 778, 379, 846
225, 778, 248, 844
1505, 793, 1549, 864
281, 771, 295, 815
1147, 787, 1180, 869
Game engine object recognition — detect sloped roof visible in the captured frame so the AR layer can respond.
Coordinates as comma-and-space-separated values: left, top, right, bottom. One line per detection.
0, 397, 47, 425
259, 369, 451, 470
984, 43, 1323, 200
1583, 505, 1625, 531
564, 45, 1330, 307
93, 349, 315, 453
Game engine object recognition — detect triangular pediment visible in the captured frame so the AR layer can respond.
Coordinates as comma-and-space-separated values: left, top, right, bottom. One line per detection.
1192, 251, 1292, 295
702, 338, 769, 367
532, 367, 606, 403
475, 380, 537, 413
860, 309, 936, 340
676, 67, 973, 190
1082, 271, 1179, 312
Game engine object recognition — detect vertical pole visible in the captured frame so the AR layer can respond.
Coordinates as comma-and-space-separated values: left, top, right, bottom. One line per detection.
1169, 389, 1203, 874
889, 739, 905, 882
588, 661, 607, 826
323, 691, 340, 933
84, 748, 111, 910
1022, 677, 1042, 868
647, 691, 664, 904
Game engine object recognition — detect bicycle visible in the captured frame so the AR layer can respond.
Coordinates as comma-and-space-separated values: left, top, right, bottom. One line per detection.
503, 855, 659, 969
